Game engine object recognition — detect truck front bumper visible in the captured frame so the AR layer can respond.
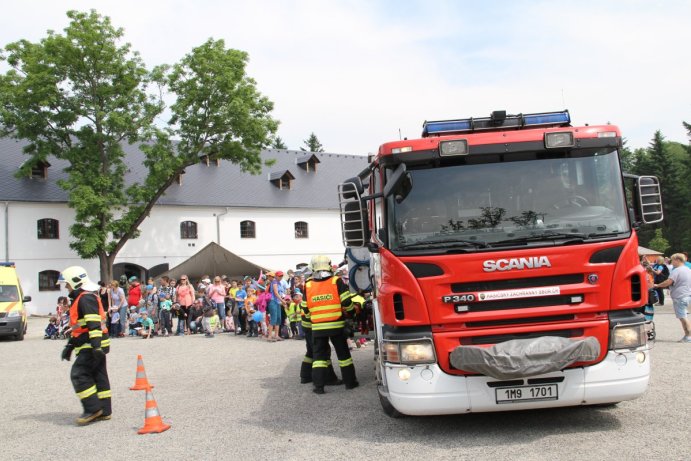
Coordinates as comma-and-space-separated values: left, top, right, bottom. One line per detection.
383, 349, 650, 415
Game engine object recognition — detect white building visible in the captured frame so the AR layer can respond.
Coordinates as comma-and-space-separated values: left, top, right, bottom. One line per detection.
0, 138, 369, 314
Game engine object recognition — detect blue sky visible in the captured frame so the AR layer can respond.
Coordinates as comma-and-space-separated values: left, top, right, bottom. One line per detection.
2, 1, 690, 154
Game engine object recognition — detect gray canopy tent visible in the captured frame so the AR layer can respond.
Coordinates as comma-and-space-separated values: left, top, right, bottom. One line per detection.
156, 242, 268, 282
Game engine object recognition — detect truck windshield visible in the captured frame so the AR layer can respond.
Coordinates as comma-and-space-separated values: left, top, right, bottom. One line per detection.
391, 148, 629, 251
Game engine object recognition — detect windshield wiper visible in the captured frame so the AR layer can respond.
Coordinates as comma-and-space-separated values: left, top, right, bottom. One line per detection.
399, 237, 489, 250
493, 232, 588, 246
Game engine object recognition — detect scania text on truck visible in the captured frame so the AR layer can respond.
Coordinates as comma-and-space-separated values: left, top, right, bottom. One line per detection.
338, 110, 663, 417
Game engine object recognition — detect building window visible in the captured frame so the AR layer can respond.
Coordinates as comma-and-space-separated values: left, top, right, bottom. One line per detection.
37, 218, 59, 239
240, 220, 256, 239
31, 165, 46, 179
180, 221, 198, 239
295, 221, 309, 239
269, 170, 295, 190
297, 153, 320, 172
38, 270, 61, 291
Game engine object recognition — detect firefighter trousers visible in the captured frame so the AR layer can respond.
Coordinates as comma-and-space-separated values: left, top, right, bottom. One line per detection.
300, 328, 339, 383
70, 350, 112, 415
312, 330, 356, 388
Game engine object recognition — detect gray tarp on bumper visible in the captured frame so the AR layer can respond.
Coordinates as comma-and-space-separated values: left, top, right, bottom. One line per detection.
449, 336, 601, 380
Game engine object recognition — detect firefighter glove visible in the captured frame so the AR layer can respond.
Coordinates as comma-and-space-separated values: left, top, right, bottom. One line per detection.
61, 345, 74, 362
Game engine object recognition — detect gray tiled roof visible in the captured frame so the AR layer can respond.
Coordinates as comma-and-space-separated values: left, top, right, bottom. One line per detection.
0, 137, 369, 209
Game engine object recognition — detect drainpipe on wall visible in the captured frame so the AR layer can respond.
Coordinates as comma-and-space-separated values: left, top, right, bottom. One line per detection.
4, 202, 9, 262
216, 207, 229, 245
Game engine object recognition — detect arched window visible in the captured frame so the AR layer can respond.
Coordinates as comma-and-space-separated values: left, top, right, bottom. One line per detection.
180, 221, 198, 239
37, 218, 59, 239
240, 220, 256, 239
295, 221, 309, 239
38, 270, 61, 291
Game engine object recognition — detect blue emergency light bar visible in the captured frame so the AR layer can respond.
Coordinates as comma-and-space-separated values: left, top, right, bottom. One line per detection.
422, 110, 571, 137
0, 262, 15, 267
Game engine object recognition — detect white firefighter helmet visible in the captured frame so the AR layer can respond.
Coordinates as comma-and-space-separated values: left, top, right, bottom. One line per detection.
310, 255, 332, 272
60, 266, 100, 291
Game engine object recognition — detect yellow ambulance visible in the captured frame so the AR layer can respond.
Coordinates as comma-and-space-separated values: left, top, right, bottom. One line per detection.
0, 262, 31, 341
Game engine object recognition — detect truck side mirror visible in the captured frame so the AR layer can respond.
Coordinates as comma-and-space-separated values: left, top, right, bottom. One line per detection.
338, 179, 369, 247
637, 176, 663, 224
623, 174, 663, 226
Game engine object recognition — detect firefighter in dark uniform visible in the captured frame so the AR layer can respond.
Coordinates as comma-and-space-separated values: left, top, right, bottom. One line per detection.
59, 266, 112, 425
305, 255, 359, 394
297, 289, 341, 386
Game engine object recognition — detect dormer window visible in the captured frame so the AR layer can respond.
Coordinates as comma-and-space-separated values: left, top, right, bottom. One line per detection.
26, 160, 51, 179
269, 170, 295, 190
296, 153, 320, 172
200, 154, 220, 167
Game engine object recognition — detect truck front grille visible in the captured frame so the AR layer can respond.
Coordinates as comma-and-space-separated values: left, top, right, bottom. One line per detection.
455, 295, 584, 314
461, 328, 584, 345
452, 273, 583, 292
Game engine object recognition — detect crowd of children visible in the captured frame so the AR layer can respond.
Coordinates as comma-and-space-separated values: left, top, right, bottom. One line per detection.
48, 269, 373, 347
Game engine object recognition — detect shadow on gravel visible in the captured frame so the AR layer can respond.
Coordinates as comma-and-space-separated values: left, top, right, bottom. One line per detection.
15, 412, 76, 427
243, 354, 623, 448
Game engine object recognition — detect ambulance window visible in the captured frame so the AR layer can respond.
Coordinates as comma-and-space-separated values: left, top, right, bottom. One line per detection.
0, 285, 19, 301
39, 270, 61, 291
37, 218, 59, 239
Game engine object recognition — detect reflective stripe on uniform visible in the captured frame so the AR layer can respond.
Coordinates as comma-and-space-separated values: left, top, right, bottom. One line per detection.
88, 330, 102, 338
74, 344, 92, 354
312, 360, 329, 368
97, 390, 112, 399
77, 385, 97, 400
303, 356, 313, 363
339, 357, 353, 367
83, 314, 102, 322
311, 320, 345, 330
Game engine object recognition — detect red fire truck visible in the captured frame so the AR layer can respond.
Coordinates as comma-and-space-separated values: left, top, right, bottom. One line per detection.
338, 110, 663, 417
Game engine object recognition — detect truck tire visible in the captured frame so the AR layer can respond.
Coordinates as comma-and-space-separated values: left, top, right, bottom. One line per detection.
378, 389, 403, 418
374, 341, 403, 418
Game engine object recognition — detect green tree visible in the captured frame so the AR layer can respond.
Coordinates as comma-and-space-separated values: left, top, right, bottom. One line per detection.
0, 10, 277, 281
272, 136, 288, 149
300, 132, 324, 152
619, 140, 637, 173
647, 228, 670, 254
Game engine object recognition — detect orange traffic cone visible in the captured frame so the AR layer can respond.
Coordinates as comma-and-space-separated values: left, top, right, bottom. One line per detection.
130, 355, 154, 391
137, 386, 171, 434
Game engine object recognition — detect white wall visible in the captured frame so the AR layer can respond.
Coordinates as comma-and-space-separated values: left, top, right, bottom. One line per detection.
1, 202, 346, 314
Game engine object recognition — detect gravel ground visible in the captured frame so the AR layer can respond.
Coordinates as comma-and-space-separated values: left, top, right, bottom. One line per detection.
1, 300, 689, 461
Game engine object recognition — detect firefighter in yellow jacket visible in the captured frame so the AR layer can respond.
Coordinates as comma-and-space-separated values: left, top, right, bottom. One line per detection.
305, 255, 358, 394
59, 266, 112, 425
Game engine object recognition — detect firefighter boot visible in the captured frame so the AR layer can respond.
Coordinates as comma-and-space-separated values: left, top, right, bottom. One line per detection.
76, 409, 103, 426
325, 364, 343, 386
313, 386, 325, 395
300, 359, 313, 384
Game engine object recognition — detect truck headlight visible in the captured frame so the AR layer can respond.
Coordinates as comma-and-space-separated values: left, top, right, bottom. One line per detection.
7, 310, 21, 318
611, 323, 646, 350
383, 339, 436, 365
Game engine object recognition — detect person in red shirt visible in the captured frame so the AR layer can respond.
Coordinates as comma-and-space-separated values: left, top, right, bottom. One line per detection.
127, 276, 141, 309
